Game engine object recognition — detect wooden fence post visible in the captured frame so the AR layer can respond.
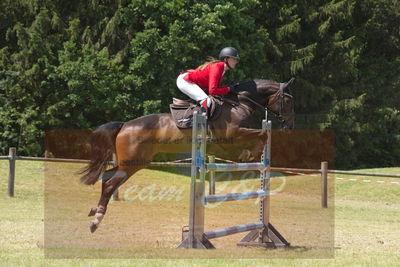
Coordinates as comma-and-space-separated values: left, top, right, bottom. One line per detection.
112, 153, 119, 200
8, 147, 16, 197
208, 155, 215, 195
321, 161, 328, 208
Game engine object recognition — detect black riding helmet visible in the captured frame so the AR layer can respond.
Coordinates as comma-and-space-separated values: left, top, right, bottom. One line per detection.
219, 47, 240, 60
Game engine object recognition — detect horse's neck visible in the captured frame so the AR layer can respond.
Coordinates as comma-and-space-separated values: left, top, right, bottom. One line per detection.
237, 82, 280, 111
211, 100, 253, 130
237, 95, 262, 115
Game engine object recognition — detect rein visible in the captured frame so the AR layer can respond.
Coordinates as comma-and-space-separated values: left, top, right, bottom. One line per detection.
238, 83, 292, 121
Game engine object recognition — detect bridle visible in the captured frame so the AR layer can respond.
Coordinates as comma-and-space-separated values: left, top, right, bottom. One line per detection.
239, 83, 294, 122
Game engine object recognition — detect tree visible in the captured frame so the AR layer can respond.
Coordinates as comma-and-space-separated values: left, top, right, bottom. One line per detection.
0, 0, 399, 168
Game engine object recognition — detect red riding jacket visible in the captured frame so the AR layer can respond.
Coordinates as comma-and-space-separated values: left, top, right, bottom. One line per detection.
183, 61, 229, 95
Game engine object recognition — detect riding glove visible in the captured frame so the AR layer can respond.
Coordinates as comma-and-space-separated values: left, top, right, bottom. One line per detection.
229, 83, 242, 94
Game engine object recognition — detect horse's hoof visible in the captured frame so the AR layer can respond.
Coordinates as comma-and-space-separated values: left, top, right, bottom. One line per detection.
88, 207, 97, 217
89, 222, 98, 233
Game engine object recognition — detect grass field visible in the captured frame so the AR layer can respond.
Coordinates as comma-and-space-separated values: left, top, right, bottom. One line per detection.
0, 160, 399, 266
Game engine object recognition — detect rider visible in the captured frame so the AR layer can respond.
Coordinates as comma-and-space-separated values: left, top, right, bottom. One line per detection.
176, 47, 244, 115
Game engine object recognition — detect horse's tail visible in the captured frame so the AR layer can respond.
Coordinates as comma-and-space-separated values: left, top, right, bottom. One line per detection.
79, 121, 124, 185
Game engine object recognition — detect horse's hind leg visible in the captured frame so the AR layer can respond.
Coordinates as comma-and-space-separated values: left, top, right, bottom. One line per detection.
87, 126, 159, 233
88, 165, 142, 233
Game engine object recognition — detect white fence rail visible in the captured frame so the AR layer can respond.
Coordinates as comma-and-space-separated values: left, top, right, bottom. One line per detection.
1, 147, 399, 202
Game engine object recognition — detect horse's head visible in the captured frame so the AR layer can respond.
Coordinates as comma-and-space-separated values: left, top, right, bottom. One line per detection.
265, 78, 295, 129
236, 78, 295, 129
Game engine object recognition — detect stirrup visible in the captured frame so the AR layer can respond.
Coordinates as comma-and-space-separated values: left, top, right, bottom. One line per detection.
200, 106, 208, 116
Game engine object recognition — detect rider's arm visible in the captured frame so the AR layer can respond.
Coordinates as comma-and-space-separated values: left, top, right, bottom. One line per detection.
208, 62, 229, 95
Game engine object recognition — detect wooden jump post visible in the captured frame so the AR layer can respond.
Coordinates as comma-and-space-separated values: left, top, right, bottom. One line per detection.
178, 111, 290, 249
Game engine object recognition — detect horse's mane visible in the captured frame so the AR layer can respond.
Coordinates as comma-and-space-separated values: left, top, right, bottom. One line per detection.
216, 79, 282, 105
235, 80, 257, 92
253, 79, 278, 84
235, 79, 279, 93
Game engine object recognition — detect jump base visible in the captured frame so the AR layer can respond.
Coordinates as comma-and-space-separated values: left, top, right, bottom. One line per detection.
237, 223, 290, 248
177, 234, 215, 249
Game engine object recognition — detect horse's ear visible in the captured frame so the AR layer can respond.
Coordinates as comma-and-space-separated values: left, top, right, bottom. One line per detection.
284, 77, 295, 89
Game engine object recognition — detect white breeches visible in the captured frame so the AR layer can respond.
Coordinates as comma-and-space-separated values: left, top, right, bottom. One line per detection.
176, 73, 210, 107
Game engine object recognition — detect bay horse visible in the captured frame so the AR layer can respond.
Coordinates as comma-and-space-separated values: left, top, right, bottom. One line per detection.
80, 78, 295, 233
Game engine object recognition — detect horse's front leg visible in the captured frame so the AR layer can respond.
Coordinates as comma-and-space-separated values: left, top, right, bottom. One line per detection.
230, 127, 268, 143
229, 128, 268, 161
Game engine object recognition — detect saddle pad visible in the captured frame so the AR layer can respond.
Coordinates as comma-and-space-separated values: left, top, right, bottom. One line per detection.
169, 96, 226, 128
169, 104, 200, 129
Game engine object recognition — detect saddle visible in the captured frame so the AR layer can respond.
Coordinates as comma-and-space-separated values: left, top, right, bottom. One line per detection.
170, 96, 224, 129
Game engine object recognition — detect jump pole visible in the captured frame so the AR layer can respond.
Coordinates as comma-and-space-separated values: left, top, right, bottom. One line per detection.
237, 114, 289, 248
177, 111, 212, 248
178, 111, 289, 249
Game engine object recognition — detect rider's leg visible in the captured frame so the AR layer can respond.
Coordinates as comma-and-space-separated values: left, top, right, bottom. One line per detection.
176, 73, 210, 115
199, 97, 211, 116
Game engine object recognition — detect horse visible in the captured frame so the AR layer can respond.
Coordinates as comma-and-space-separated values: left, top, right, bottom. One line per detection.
80, 78, 295, 233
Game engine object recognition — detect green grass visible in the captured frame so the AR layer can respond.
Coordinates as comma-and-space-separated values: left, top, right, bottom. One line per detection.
0, 160, 399, 266
333, 167, 400, 203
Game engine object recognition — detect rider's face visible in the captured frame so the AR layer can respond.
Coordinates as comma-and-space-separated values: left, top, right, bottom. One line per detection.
227, 57, 239, 69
